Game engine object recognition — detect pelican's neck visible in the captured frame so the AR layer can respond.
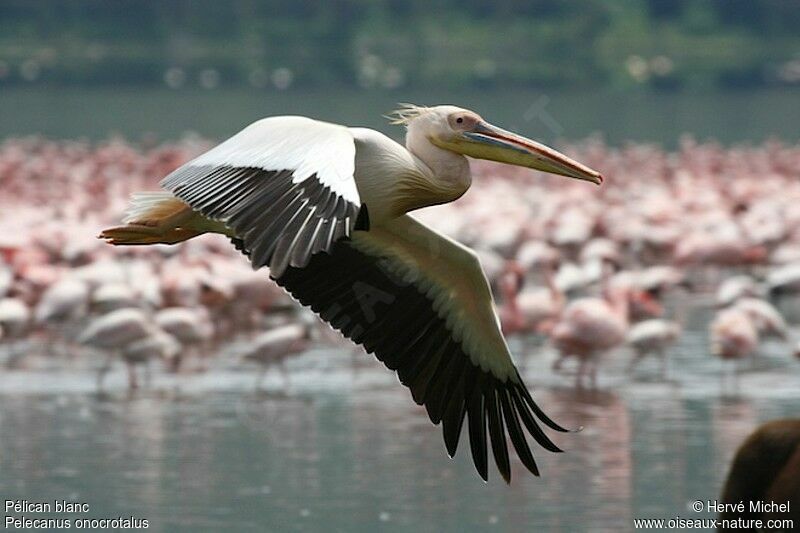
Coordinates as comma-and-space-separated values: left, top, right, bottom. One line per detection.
350, 126, 473, 222
408, 141, 471, 189
405, 128, 472, 197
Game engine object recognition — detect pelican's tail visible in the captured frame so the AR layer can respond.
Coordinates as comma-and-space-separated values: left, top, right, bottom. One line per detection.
121, 191, 193, 227
99, 191, 222, 245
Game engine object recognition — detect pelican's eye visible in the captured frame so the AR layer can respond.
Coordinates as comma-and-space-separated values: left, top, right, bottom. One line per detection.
449, 113, 479, 131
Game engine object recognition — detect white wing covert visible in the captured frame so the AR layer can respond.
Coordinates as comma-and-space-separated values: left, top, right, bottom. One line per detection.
160, 116, 369, 276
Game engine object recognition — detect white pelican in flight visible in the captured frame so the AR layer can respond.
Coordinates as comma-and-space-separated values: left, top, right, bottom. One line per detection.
101, 105, 603, 483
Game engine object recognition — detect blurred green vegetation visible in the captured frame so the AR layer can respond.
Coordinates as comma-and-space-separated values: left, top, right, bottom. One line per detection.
1, 0, 799, 91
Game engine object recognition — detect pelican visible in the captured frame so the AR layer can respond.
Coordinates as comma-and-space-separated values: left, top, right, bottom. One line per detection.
100, 104, 603, 482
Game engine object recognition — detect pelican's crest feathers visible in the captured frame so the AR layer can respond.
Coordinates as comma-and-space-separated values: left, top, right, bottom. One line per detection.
387, 103, 430, 126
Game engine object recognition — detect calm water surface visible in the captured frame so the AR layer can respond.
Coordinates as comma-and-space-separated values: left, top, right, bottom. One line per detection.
1, 300, 799, 532
2, 87, 800, 146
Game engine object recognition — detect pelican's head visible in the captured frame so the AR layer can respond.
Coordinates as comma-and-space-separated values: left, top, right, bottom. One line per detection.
391, 104, 603, 185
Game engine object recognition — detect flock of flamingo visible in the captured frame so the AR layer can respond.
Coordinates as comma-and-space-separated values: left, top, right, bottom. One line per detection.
1, 134, 800, 391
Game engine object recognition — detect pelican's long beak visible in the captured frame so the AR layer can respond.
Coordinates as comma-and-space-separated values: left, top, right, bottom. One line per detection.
440, 121, 603, 185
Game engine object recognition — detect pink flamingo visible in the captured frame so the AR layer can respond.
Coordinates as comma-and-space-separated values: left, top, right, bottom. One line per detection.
499, 258, 564, 333
78, 307, 170, 390
498, 264, 526, 336
34, 278, 91, 354
716, 275, 763, 307
626, 319, 682, 377
709, 308, 758, 393
241, 323, 312, 391
731, 297, 788, 341
550, 284, 651, 389
155, 306, 214, 372
516, 262, 565, 335
0, 297, 31, 365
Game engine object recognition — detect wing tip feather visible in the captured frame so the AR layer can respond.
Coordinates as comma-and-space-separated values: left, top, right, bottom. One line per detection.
272, 229, 571, 484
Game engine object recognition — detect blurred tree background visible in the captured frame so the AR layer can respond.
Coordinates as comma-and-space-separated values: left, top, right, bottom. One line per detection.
1, 0, 799, 92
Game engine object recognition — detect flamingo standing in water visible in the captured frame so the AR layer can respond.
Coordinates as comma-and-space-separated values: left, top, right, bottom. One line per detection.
0, 297, 31, 364
550, 281, 659, 389
34, 278, 91, 355
550, 288, 629, 389
99, 105, 604, 483
155, 306, 214, 372
626, 319, 681, 378
79, 307, 173, 390
241, 322, 311, 391
731, 297, 789, 342
499, 258, 564, 337
121, 329, 180, 386
716, 275, 763, 307
709, 307, 758, 392
711, 292, 790, 386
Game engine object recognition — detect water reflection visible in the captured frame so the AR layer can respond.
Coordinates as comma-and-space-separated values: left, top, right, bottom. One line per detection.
3, 87, 800, 147
1, 313, 799, 532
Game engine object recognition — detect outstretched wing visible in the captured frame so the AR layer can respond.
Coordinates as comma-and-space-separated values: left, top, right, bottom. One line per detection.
251, 215, 567, 483
160, 116, 369, 276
